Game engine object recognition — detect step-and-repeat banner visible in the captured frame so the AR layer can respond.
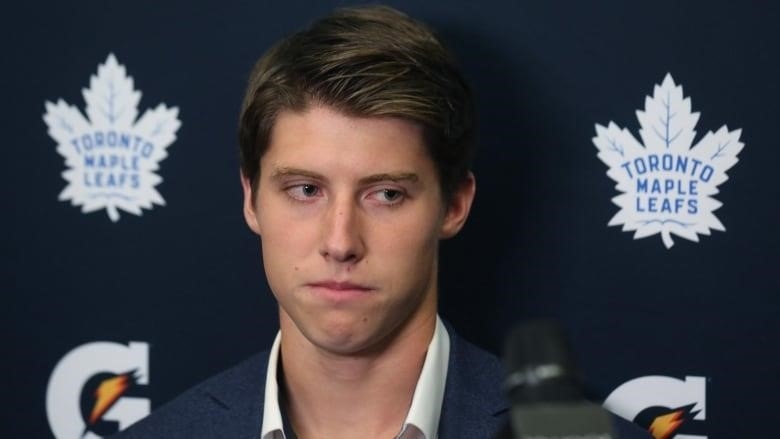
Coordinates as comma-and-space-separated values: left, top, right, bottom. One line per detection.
4, 1, 778, 437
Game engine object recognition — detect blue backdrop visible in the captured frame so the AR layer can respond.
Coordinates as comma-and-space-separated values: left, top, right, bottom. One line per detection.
4, 1, 778, 437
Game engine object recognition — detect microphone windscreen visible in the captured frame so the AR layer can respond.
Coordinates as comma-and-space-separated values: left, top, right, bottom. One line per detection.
503, 320, 581, 403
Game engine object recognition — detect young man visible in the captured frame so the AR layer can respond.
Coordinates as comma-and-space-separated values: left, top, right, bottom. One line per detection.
116, 5, 508, 439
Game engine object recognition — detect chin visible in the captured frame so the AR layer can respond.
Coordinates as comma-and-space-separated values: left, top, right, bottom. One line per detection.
306, 318, 388, 356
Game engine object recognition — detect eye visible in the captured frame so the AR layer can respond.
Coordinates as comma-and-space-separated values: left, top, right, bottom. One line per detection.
381, 189, 402, 202
286, 184, 321, 201
301, 184, 319, 197
367, 188, 405, 206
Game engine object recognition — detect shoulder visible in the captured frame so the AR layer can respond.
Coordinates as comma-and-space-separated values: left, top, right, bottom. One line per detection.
110, 351, 269, 439
440, 327, 509, 438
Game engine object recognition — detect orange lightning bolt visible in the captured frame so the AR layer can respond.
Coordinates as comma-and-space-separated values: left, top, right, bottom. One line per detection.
89, 374, 131, 425
648, 409, 684, 439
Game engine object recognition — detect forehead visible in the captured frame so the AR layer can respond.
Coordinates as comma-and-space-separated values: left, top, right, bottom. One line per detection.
263, 105, 436, 178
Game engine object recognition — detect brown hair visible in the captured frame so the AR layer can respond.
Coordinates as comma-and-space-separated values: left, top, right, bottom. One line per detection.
238, 5, 474, 201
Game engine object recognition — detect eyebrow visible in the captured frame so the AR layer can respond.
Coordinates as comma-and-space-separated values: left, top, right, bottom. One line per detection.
270, 167, 324, 181
270, 167, 419, 185
358, 172, 419, 185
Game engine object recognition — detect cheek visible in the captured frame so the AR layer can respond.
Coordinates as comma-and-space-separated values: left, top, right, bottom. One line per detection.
258, 206, 320, 286
258, 193, 317, 246
373, 212, 441, 275
262, 231, 315, 263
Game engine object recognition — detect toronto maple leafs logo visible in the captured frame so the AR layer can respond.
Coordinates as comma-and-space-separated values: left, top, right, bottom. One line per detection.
43, 54, 181, 222
593, 74, 743, 248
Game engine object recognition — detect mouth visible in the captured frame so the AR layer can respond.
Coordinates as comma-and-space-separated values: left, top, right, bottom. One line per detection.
306, 280, 375, 301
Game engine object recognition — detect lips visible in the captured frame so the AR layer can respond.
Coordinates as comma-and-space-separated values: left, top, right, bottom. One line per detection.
306, 280, 374, 301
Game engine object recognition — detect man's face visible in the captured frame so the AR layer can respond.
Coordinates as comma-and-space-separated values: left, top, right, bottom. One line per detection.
242, 105, 474, 355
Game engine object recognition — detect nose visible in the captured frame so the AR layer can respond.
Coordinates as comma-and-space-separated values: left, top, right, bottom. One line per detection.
319, 195, 365, 264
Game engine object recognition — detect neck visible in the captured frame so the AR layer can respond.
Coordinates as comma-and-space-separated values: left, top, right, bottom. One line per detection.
278, 309, 437, 439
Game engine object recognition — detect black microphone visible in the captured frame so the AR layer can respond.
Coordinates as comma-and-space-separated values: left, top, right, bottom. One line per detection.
503, 320, 615, 439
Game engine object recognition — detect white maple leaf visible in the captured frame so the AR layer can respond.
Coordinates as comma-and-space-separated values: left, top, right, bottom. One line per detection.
593, 74, 743, 248
43, 53, 181, 222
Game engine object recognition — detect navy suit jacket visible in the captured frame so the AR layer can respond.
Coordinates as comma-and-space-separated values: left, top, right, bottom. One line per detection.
113, 330, 648, 438
113, 330, 508, 438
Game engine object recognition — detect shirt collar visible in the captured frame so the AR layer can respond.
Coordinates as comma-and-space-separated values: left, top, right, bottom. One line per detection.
397, 315, 450, 439
261, 332, 285, 439
260, 316, 451, 439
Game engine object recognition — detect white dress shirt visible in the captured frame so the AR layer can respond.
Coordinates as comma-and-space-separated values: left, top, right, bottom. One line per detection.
261, 316, 451, 439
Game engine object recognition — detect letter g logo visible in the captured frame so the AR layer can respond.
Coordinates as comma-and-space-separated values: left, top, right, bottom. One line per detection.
46, 341, 150, 438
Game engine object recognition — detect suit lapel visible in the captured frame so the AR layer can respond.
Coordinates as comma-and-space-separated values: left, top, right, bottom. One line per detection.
198, 351, 269, 439
439, 330, 509, 438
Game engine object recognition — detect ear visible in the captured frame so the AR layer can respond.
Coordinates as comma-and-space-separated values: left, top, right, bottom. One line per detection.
440, 171, 476, 239
241, 172, 262, 236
